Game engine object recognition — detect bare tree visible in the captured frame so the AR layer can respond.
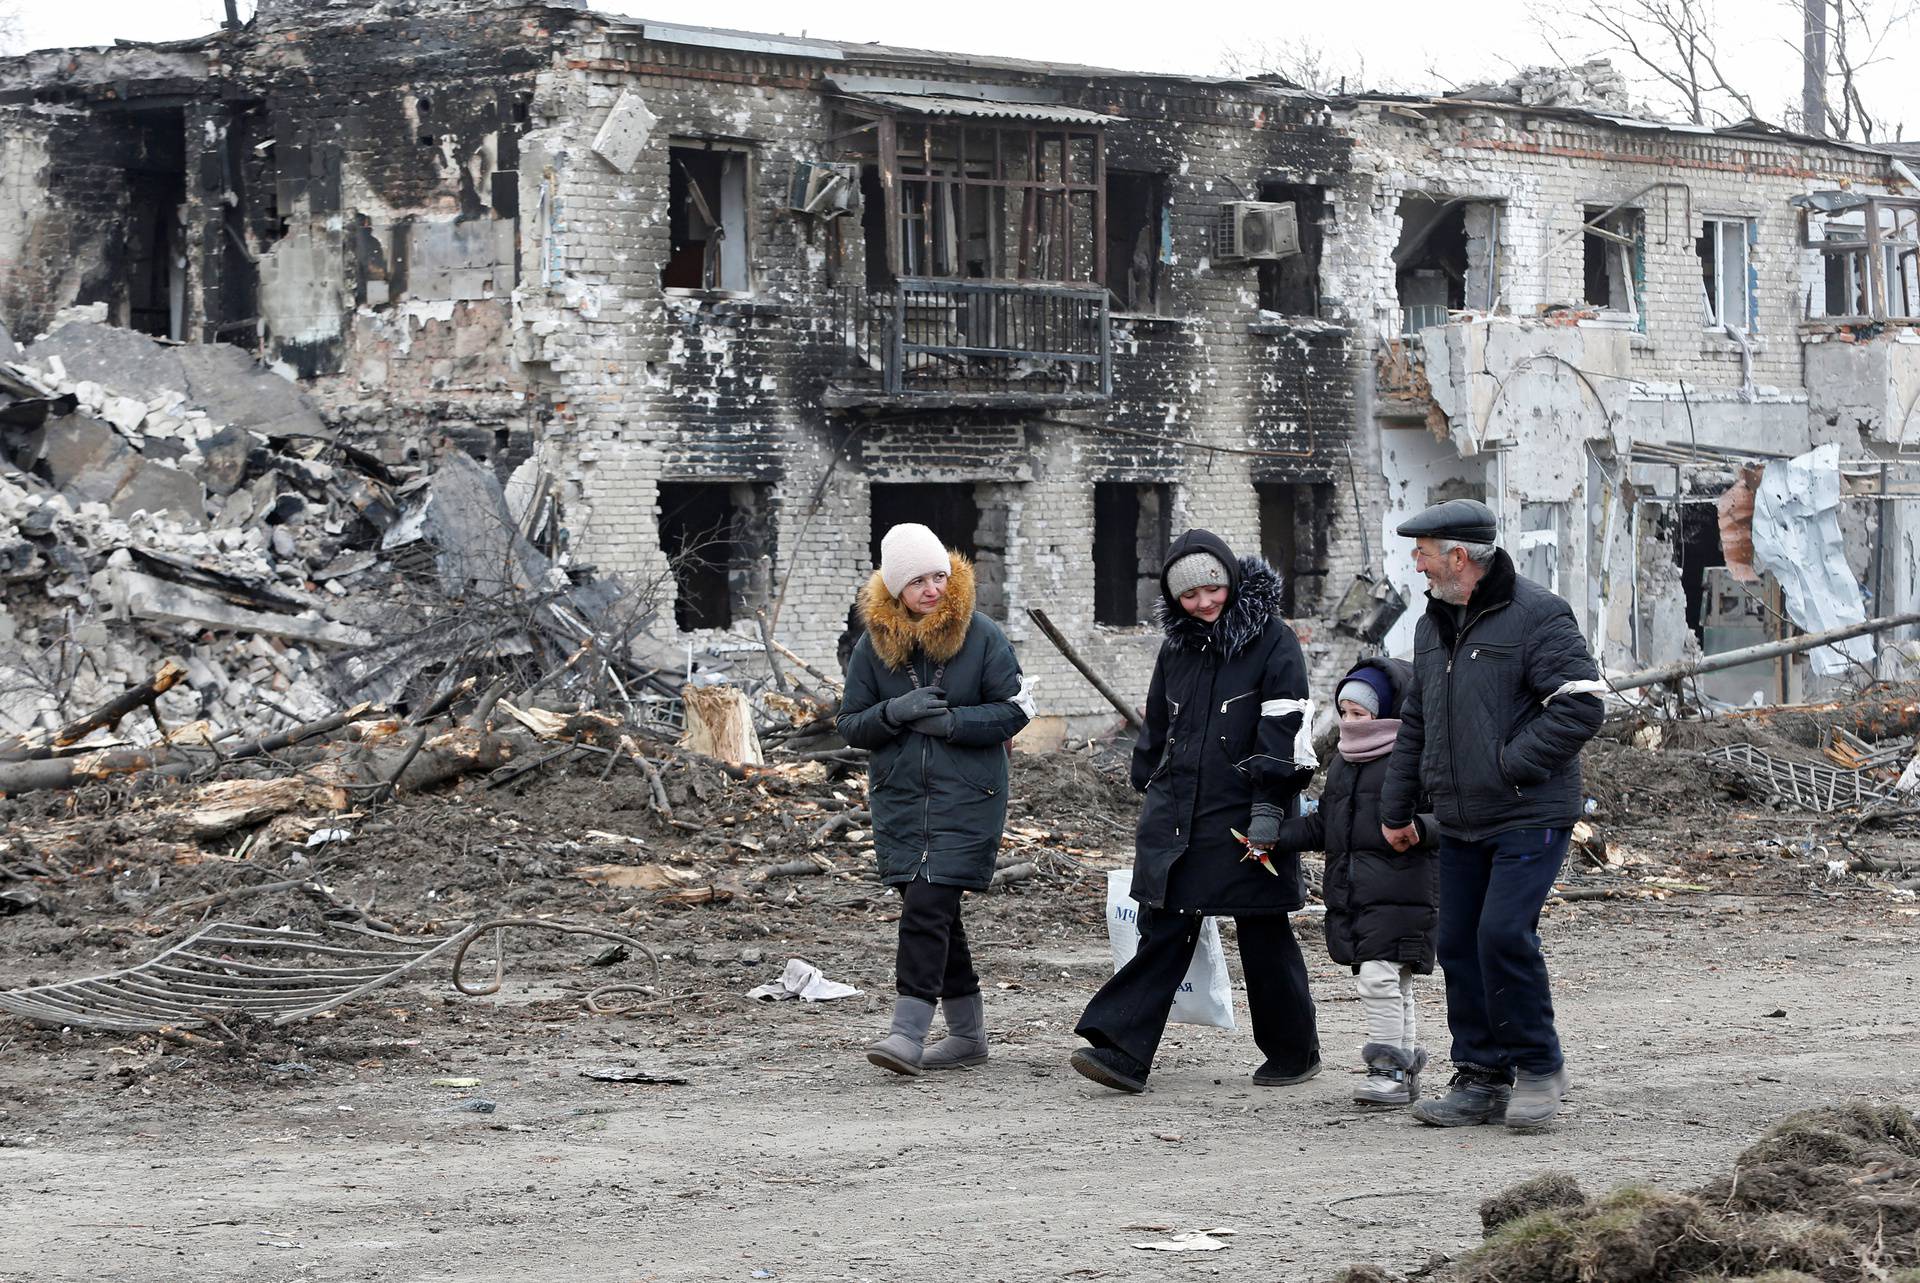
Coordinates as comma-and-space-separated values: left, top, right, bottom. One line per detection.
1533, 0, 1912, 140
1219, 37, 1373, 96
1532, 0, 1759, 125
1778, 0, 1917, 141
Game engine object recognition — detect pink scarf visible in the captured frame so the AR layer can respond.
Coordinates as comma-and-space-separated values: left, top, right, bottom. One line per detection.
1338, 717, 1401, 763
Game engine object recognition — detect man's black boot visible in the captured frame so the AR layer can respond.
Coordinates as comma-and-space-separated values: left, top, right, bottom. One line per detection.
1409, 1063, 1511, 1127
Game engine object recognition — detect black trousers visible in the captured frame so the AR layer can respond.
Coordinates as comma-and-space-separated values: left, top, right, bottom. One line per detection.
894, 878, 980, 1001
1076, 903, 1320, 1073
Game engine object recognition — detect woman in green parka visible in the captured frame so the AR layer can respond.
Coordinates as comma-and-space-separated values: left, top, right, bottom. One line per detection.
837, 523, 1030, 1076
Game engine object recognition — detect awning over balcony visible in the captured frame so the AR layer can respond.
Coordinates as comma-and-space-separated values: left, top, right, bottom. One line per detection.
836, 90, 1122, 126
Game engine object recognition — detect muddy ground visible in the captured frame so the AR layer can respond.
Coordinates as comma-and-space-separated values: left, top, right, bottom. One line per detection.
2, 739, 1918, 1282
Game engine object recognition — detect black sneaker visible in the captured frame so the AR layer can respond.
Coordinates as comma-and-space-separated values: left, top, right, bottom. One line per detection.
1071, 1045, 1149, 1094
1252, 1056, 1323, 1086
1410, 1065, 1512, 1127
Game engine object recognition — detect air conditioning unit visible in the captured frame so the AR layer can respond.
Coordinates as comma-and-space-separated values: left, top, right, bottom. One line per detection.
1214, 201, 1300, 262
788, 160, 858, 219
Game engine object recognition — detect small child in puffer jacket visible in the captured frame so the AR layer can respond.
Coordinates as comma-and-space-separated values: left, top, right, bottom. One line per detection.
1274, 657, 1439, 1106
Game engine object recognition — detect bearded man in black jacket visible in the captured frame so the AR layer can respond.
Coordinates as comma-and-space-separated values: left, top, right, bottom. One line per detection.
1378, 499, 1604, 1131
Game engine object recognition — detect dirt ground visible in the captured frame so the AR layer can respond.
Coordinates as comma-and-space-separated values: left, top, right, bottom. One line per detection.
3, 743, 1919, 1283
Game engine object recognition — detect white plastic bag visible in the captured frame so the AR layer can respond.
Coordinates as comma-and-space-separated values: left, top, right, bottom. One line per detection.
1104, 869, 1236, 1030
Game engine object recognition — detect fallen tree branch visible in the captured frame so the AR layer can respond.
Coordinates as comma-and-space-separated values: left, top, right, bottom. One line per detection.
0, 659, 190, 763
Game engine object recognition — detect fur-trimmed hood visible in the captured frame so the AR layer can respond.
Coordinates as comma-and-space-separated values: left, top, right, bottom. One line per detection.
1154, 529, 1285, 659
857, 552, 977, 670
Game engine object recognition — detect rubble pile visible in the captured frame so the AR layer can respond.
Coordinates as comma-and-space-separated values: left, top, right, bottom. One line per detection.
0, 312, 666, 748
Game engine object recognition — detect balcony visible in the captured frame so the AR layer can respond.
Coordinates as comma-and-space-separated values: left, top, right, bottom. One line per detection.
824, 278, 1111, 409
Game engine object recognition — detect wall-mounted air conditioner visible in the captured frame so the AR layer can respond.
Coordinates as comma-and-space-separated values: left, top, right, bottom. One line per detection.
788, 161, 858, 219
1214, 201, 1300, 261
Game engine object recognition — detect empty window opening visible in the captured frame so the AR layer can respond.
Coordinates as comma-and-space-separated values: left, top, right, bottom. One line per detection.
869, 483, 980, 567
1256, 182, 1324, 316
868, 481, 1016, 620
859, 164, 892, 291
1093, 482, 1170, 625
115, 107, 189, 340
1256, 481, 1333, 616
1582, 206, 1644, 321
1393, 195, 1502, 335
1105, 172, 1165, 313
664, 143, 751, 293
1698, 218, 1753, 332
658, 482, 770, 632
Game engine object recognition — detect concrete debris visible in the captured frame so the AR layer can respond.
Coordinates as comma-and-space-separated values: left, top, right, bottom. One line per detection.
0, 318, 666, 747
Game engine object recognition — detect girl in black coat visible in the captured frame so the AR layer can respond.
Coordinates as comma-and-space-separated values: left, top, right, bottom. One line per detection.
1275, 657, 1439, 1106
1071, 529, 1321, 1094
838, 524, 1030, 1077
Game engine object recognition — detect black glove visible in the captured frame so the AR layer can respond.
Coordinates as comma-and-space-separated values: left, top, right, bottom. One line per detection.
908, 709, 955, 739
882, 687, 948, 728
1246, 802, 1283, 849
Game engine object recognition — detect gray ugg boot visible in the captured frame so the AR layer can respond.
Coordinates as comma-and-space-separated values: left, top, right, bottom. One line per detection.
922, 992, 989, 1070
866, 996, 937, 1076
1504, 1064, 1571, 1128
1355, 1042, 1417, 1106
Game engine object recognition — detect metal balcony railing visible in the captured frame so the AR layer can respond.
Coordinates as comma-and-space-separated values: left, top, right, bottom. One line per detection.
831, 278, 1111, 403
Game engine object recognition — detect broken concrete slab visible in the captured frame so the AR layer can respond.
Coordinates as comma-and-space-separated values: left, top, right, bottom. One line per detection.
115, 569, 371, 647
26, 322, 189, 406
0, 317, 17, 362
176, 344, 329, 441
39, 413, 140, 504
109, 458, 207, 530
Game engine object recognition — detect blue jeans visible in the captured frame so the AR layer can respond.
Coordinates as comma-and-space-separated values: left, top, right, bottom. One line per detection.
1436, 827, 1568, 1078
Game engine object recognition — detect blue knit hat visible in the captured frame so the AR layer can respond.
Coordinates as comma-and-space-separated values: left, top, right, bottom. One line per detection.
1337, 665, 1396, 718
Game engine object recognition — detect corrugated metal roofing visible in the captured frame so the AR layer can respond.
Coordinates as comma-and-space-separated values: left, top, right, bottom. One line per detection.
845, 91, 1123, 125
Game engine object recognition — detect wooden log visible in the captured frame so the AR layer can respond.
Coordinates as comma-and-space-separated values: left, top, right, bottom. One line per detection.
0, 747, 195, 795
225, 702, 376, 761
990, 861, 1037, 888
187, 776, 351, 839
679, 684, 765, 767
0, 659, 189, 762
1025, 608, 1143, 732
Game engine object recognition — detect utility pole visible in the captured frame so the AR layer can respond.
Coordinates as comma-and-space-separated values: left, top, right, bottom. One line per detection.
1803, 0, 1829, 137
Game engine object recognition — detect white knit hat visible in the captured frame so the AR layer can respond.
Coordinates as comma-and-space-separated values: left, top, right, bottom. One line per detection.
879, 523, 952, 597
1164, 551, 1229, 598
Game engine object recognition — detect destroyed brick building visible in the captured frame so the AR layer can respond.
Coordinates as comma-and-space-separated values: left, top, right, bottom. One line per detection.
3, 0, 1918, 738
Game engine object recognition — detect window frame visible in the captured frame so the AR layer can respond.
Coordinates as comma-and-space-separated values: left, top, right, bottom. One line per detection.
1698, 216, 1754, 334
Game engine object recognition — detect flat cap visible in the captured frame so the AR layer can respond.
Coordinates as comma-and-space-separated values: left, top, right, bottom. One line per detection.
1396, 498, 1497, 544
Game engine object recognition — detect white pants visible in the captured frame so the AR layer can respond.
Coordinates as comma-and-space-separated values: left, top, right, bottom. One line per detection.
1354, 960, 1418, 1054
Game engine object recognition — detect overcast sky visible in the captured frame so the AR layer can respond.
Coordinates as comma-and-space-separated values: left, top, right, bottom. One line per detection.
11, 0, 1916, 138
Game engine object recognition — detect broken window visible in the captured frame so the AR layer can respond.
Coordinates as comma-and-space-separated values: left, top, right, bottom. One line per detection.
1256, 182, 1324, 316
1697, 218, 1753, 332
663, 142, 751, 293
1393, 195, 1502, 335
657, 482, 770, 632
1256, 481, 1333, 616
1104, 172, 1165, 313
1803, 195, 1920, 321
1582, 206, 1644, 321
1092, 482, 1171, 625
1514, 501, 1565, 595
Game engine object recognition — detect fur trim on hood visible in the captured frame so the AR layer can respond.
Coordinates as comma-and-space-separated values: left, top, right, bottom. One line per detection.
1155, 539, 1286, 659
857, 552, 977, 670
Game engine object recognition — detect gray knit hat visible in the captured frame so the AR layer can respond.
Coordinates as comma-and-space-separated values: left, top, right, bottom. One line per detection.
1336, 677, 1383, 717
1164, 551, 1229, 598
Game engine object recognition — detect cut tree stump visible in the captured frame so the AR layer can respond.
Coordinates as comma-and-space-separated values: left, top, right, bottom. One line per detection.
679, 685, 764, 767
